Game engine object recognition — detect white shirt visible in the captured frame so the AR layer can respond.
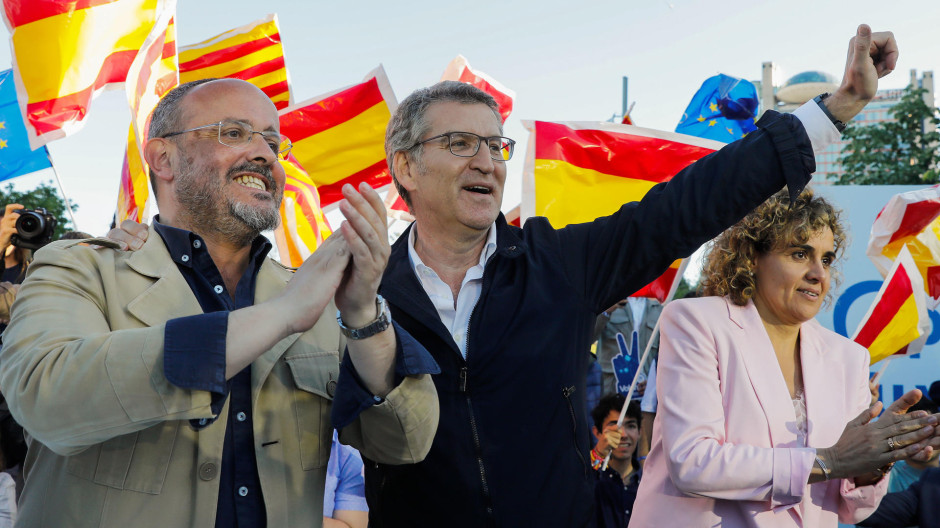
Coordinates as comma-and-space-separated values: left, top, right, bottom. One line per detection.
405, 100, 839, 359
407, 225, 497, 359
626, 297, 647, 336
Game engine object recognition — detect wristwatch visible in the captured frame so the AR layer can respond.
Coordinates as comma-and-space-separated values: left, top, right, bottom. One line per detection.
813, 93, 847, 133
336, 295, 391, 340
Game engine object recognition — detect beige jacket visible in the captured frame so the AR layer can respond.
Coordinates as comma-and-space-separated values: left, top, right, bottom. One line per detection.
0, 228, 438, 527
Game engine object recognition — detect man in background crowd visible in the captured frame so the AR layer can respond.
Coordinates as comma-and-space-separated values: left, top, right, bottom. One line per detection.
591, 393, 642, 528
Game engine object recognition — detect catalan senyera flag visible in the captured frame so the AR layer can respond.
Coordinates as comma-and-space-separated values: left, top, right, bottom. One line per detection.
441, 55, 514, 123
853, 246, 932, 363
522, 120, 724, 302
2, 0, 165, 148
117, 126, 150, 223
867, 185, 940, 309
272, 154, 333, 267
279, 66, 397, 207
117, 5, 177, 223
178, 13, 291, 109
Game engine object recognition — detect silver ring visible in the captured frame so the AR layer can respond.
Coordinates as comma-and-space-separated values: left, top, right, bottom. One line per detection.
887, 437, 898, 450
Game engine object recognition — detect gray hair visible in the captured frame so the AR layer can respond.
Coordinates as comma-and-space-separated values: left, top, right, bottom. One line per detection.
385, 81, 501, 208
147, 78, 219, 198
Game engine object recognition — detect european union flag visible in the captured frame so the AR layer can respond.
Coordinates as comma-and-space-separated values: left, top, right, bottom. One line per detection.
0, 69, 53, 181
675, 74, 758, 143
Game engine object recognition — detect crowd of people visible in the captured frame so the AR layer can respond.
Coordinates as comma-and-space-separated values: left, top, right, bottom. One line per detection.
0, 22, 937, 528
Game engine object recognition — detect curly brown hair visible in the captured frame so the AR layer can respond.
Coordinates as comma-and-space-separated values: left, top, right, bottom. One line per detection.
700, 188, 846, 306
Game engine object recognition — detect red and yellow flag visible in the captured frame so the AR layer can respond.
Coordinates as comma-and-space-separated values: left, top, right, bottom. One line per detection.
522, 120, 723, 302
178, 13, 291, 109
279, 66, 397, 207
853, 246, 931, 363
867, 185, 940, 309
2, 0, 164, 148
117, 6, 177, 223
383, 185, 414, 223
272, 154, 333, 267
440, 55, 515, 123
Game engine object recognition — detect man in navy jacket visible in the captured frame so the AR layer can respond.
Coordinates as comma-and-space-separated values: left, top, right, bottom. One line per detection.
337, 25, 898, 527
858, 468, 940, 527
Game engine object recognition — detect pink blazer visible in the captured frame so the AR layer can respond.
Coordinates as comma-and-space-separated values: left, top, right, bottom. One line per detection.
629, 296, 887, 528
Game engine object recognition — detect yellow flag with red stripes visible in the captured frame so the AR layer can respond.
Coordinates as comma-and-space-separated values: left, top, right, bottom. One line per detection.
522, 120, 722, 302
273, 155, 333, 267
867, 185, 940, 309
178, 13, 291, 109
117, 6, 177, 223
853, 245, 932, 363
278, 66, 397, 207
2, 0, 165, 148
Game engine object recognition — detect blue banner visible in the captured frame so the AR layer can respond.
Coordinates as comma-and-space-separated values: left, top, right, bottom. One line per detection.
675, 74, 758, 143
0, 69, 52, 181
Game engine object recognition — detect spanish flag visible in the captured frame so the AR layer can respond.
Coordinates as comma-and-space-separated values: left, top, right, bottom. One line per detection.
116, 7, 177, 224
440, 55, 515, 123
2, 0, 163, 148
272, 155, 333, 267
853, 246, 932, 363
867, 185, 940, 308
178, 13, 291, 109
278, 66, 397, 207
522, 120, 722, 302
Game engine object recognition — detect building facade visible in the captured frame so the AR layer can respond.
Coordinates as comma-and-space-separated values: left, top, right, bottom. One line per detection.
756, 64, 935, 182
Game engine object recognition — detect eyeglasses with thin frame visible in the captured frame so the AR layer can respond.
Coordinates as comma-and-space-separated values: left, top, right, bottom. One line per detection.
409, 131, 515, 162
160, 120, 293, 160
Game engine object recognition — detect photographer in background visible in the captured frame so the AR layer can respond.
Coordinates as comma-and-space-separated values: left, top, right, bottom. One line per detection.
0, 204, 30, 332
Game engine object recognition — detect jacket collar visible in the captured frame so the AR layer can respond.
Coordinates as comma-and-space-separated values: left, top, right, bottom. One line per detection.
124, 225, 203, 327
725, 297, 828, 447
119, 226, 300, 377
381, 213, 526, 356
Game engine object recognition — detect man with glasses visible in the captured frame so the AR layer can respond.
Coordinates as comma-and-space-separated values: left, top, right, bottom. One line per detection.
356, 26, 898, 527
0, 78, 439, 527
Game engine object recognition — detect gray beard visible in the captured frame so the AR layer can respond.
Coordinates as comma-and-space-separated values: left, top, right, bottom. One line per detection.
230, 199, 280, 233
174, 155, 281, 245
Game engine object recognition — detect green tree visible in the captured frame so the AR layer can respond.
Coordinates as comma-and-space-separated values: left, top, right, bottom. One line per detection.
835, 86, 940, 185
0, 181, 77, 239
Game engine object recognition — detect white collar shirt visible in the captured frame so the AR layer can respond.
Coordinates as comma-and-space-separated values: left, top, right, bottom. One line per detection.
407, 224, 498, 359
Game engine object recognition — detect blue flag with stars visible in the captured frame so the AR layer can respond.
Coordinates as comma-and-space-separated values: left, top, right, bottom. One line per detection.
0, 69, 53, 181
675, 74, 758, 143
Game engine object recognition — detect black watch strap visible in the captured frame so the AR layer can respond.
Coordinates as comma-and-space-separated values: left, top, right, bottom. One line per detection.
813, 93, 847, 133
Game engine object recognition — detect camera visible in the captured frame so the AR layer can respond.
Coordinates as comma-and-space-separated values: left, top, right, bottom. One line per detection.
11, 208, 57, 250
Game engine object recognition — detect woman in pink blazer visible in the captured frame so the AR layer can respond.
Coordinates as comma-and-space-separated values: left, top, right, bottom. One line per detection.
629, 190, 940, 527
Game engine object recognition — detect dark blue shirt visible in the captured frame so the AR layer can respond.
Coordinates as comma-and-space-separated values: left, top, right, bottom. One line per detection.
155, 219, 268, 528
595, 466, 642, 528
154, 219, 440, 528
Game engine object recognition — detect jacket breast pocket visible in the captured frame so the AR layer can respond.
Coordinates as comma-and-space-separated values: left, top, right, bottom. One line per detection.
66, 421, 180, 494
285, 352, 339, 470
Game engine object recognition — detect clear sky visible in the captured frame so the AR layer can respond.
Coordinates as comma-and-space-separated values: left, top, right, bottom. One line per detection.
2, 0, 939, 237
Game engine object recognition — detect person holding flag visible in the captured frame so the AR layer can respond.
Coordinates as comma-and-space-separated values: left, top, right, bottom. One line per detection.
631, 189, 940, 527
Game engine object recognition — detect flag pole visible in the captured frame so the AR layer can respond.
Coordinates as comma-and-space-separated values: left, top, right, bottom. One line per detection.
871, 357, 893, 387
46, 153, 78, 229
